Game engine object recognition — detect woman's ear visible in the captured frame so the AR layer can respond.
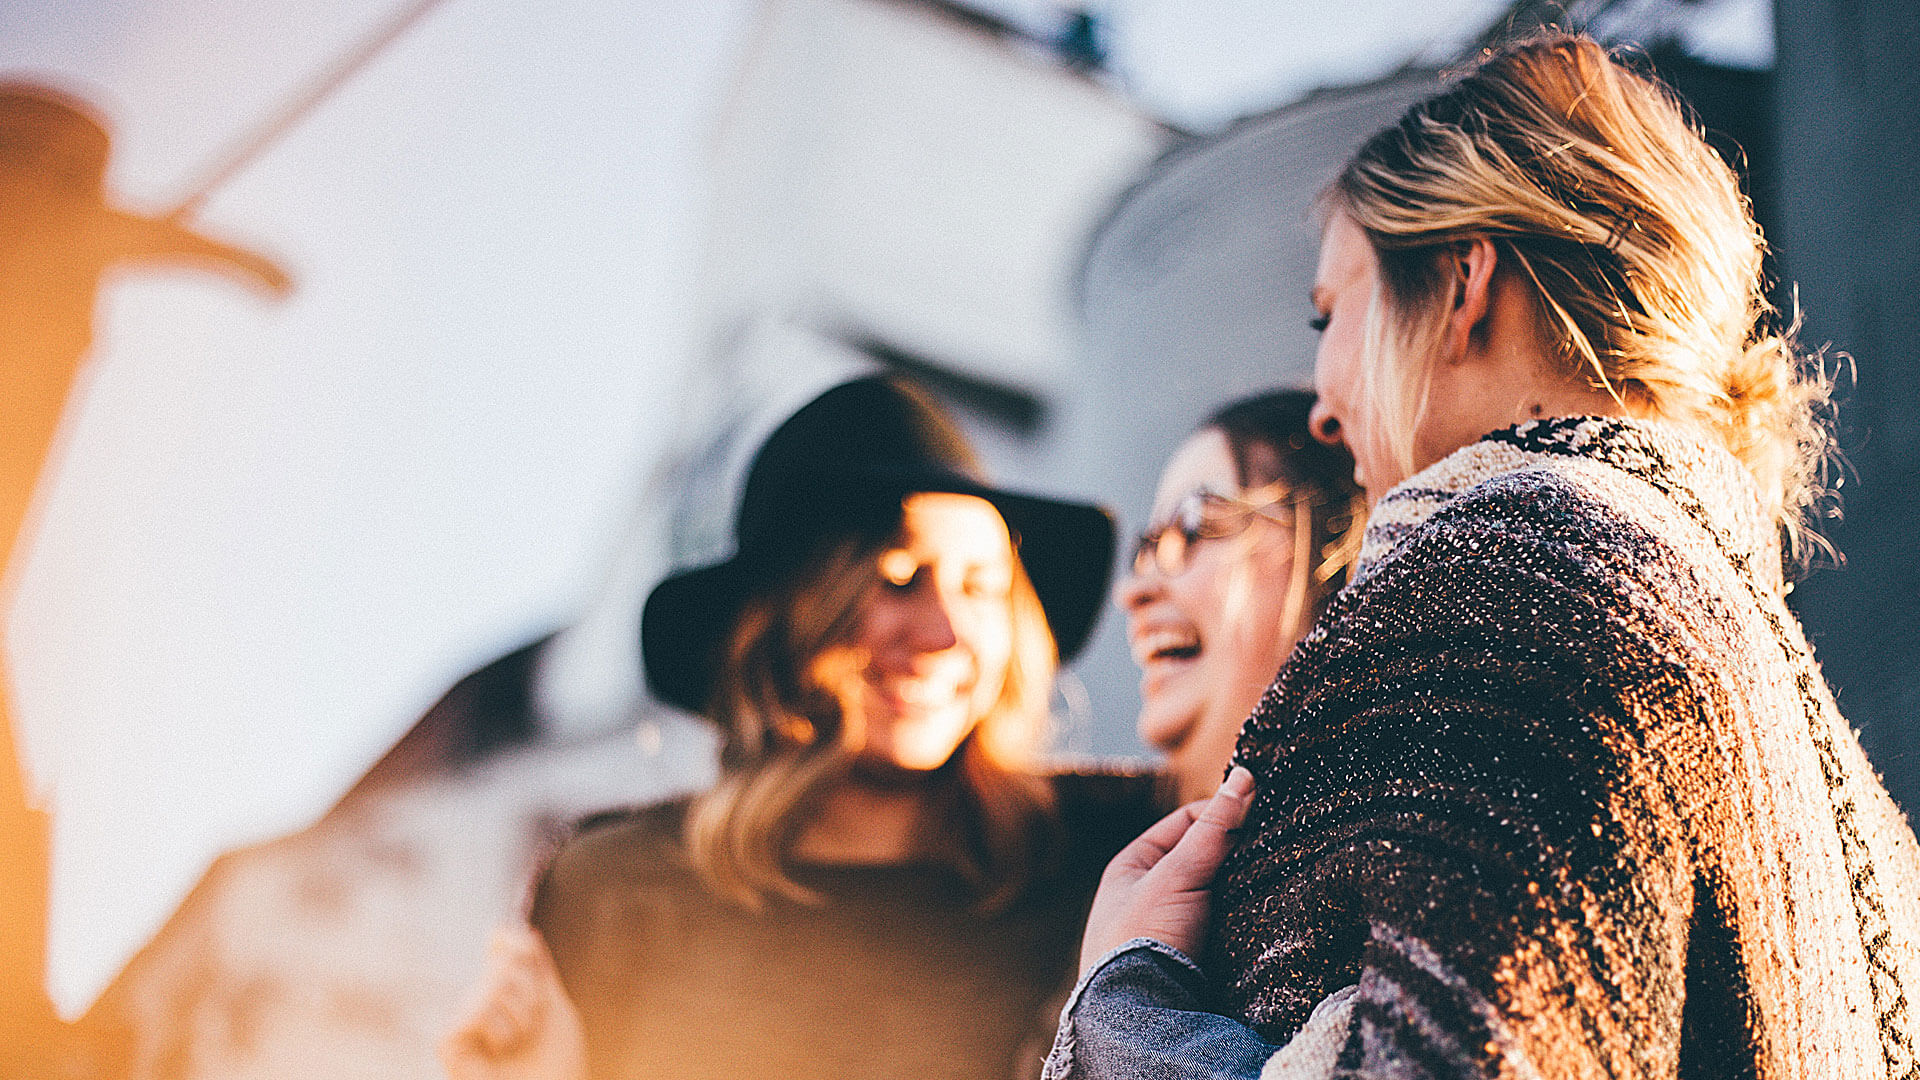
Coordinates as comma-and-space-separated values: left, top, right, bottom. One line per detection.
1441, 237, 1498, 365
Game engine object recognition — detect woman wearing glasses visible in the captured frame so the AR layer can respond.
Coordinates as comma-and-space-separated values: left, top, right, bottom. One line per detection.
1117, 390, 1363, 804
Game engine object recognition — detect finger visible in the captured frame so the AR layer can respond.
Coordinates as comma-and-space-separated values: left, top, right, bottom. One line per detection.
1150, 766, 1255, 886
440, 1030, 483, 1080
516, 926, 565, 984
496, 925, 569, 1017
1197, 765, 1254, 831
464, 980, 529, 1056
494, 969, 546, 1050
443, 994, 517, 1072
1107, 800, 1205, 876
450, 925, 548, 1055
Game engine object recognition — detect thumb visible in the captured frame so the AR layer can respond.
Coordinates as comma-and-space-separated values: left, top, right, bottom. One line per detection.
1153, 766, 1254, 888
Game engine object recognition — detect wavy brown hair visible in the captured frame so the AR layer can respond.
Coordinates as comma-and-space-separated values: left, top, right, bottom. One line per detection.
1327, 32, 1834, 571
684, 524, 1059, 912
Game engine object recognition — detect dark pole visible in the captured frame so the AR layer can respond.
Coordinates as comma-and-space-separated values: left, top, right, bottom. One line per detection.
1774, 0, 1920, 813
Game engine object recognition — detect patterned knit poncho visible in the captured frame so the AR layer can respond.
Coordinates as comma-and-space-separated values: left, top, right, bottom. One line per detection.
1215, 418, 1920, 1080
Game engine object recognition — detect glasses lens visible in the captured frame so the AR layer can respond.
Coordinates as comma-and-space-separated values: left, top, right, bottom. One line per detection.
1130, 532, 1153, 576
1133, 494, 1209, 577
1131, 529, 1172, 576
1155, 525, 1190, 576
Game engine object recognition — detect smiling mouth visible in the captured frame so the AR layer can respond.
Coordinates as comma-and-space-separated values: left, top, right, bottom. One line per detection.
1132, 628, 1201, 666
870, 672, 971, 713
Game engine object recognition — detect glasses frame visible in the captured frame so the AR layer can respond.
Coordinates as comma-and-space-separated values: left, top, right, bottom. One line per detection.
1129, 481, 1319, 579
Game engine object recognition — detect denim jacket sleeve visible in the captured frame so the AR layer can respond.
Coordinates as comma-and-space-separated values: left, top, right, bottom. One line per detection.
1040, 939, 1277, 1080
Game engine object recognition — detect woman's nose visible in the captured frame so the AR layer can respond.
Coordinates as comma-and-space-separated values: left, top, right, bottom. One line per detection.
906, 587, 960, 653
1113, 557, 1161, 612
1308, 400, 1344, 447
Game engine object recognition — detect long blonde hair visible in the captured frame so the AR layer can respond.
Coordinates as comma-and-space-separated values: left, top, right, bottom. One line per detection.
1328, 32, 1834, 568
684, 526, 1059, 912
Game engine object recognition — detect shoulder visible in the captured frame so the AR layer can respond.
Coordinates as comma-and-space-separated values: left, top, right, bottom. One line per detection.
530, 798, 693, 924
1049, 764, 1162, 809
1317, 467, 1674, 690
1261, 454, 1726, 777
1265, 451, 1725, 760
571, 796, 688, 844
1366, 419, 1753, 599
1421, 456, 1644, 543
560, 797, 687, 863
1359, 458, 1686, 615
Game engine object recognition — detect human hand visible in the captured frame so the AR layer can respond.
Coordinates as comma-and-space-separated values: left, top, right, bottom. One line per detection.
1078, 766, 1255, 973
440, 923, 586, 1080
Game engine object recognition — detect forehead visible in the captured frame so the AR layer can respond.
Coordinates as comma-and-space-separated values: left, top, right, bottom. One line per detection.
897, 492, 1012, 560
1150, 429, 1239, 519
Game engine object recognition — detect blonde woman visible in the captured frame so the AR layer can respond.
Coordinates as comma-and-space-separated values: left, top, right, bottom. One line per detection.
443, 375, 1159, 1080
1052, 33, 1920, 1080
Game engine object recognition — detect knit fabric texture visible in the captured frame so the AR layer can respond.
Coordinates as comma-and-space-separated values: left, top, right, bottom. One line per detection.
1215, 417, 1920, 1080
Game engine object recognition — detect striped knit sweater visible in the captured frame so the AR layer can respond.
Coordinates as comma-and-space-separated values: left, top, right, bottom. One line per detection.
1215, 417, 1920, 1080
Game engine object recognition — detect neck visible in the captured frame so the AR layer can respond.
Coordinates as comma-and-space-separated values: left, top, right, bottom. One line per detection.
1419, 344, 1639, 479
1513, 376, 1637, 426
1472, 335, 1640, 429
1422, 262, 1644, 465
789, 777, 938, 865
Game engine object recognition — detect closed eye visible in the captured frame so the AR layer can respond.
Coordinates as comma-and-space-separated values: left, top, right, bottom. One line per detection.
961, 573, 1012, 599
879, 549, 921, 588
1308, 313, 1330, 333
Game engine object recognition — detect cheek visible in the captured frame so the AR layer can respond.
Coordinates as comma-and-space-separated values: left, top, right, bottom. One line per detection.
1164, 554, 1232, 654
977, 624, 1015, 697
1215, 539, 1301, 674
1318, 331, 1363, 414
957, 606, 1015, 692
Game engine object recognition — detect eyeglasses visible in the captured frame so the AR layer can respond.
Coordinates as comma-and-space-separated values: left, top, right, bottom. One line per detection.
1130, 483, 1309, 578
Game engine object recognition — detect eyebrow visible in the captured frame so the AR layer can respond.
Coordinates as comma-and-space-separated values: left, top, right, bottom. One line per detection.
1309, 285, 1330, 311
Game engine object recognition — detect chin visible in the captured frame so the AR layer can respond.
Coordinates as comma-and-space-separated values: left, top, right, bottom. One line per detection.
885, 746, 962, 772
1136, 697, 1201, 756
879, 717, 978, 773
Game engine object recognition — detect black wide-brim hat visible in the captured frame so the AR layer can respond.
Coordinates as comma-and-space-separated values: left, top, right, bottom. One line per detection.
642, 375, 1115, 715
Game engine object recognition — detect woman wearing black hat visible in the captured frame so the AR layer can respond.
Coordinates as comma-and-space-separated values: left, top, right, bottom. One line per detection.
443, 375, 1161, 1080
